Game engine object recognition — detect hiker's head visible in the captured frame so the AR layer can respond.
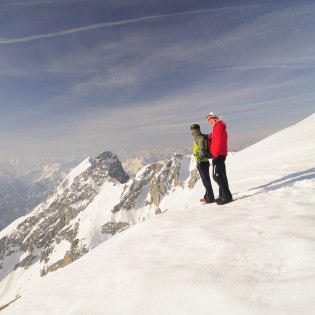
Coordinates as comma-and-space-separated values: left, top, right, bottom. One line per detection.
190, 124, 200, 132
190, 124, 200, 137
207, 112, 218, 127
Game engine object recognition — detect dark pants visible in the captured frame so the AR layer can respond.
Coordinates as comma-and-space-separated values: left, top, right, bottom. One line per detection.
197, 161, 214, 202
212, 156, 233, 201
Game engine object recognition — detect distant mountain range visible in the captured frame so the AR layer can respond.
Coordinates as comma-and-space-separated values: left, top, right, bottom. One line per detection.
0, 158, 81, 231
119, 147, 192, 174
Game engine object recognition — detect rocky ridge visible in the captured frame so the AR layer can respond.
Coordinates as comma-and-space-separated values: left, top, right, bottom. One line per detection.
0, 151, 197, 296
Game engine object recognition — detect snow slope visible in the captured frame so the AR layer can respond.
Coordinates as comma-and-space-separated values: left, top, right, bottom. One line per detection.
1, 114, 315, 315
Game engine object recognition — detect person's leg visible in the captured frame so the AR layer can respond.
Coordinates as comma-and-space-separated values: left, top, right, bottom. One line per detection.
212, 156, 232, 201
212, 161, 222, 200
218, 187, 223, 199
221, 165, 231, 197
197, 161, 214, 202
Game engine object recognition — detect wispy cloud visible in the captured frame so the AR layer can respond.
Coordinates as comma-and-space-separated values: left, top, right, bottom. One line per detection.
0, 6, 260, 45
0, 0, 102, 6
1, 69, 314, 159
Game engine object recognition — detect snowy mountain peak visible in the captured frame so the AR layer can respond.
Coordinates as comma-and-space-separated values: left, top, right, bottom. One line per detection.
0, 153, 129, 279
61, 152, 129, 191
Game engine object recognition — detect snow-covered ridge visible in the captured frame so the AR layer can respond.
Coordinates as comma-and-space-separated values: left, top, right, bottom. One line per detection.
61, 157, 92, 190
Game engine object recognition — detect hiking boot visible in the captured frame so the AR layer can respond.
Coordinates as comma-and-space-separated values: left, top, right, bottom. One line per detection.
214, 196, 223, 202
216, 198, 233, 205
200, 198, 207, 203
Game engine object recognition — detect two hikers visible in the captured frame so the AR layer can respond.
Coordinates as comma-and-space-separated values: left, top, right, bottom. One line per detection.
191, 113, 233, 205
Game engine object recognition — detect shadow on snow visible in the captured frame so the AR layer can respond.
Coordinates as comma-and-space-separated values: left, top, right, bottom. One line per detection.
235, 167, 315, 201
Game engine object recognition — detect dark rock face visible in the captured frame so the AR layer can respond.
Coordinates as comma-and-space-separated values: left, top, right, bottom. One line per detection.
89, 152, 129, 184
112, 154, 185, 213
101, 222, 130, 235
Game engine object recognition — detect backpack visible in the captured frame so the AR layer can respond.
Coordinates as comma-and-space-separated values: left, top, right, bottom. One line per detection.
203, 134, 213, 159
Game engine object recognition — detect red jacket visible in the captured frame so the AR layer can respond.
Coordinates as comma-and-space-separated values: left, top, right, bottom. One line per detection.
210, 121, 228, 158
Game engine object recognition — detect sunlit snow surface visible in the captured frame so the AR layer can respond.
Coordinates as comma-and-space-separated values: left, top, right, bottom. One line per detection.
1, 114, 315, 315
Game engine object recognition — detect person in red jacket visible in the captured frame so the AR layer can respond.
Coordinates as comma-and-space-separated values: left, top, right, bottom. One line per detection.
207, 112, 233, 205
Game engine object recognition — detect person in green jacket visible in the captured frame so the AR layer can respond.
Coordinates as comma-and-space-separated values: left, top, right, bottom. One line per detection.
190, 124, 215, 204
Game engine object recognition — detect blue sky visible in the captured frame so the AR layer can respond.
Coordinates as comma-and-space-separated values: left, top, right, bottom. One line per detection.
0, 0, 314, 159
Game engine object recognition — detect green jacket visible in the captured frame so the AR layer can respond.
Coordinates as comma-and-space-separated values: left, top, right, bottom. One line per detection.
192, 129, 209, 163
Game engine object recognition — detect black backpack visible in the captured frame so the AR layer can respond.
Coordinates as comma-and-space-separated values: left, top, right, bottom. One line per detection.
203, 134, 213, 159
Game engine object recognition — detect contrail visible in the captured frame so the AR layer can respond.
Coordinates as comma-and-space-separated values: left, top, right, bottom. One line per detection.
1, 0, 103, 6
0, 7, 247, 45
